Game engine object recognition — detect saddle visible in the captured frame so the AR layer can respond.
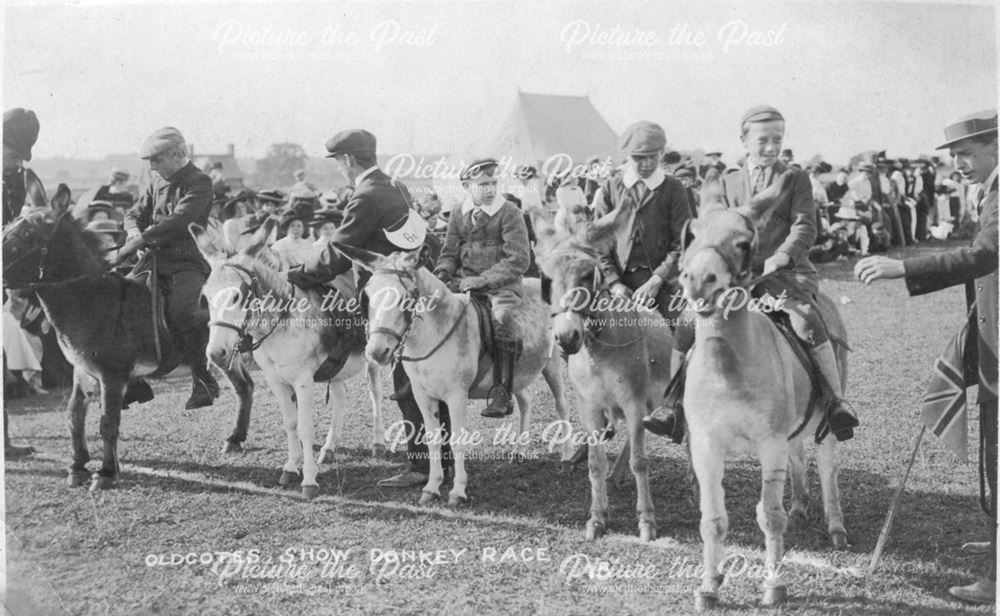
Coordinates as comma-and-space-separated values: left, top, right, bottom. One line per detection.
311, 274, 367, 382
121, 251, 179, 377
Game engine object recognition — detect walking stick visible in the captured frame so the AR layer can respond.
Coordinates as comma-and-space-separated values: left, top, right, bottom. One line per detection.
868, 425, 926, 575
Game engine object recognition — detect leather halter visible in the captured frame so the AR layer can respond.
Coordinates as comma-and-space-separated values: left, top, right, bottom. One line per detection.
3, 213, 110, 290
366, 267, 466, 363
548, 252, 642, 348
208, 262, 283, 365
681, 210, 758, 288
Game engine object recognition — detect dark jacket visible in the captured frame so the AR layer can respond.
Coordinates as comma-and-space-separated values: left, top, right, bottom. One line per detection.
905, 176, 998, 401
124, 161, 212, 275
721, 161, 818, 291
2, 168, 26, 225
435, 198, 530, 294
593, 172, 691, 286
296, 168, 412, 283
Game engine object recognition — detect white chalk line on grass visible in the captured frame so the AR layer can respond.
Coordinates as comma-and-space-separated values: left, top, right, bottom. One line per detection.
25, 453, 859, 576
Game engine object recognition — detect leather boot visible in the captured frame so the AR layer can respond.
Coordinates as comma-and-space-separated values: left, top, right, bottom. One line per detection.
811, 341, 858, 442
122, 377, 155, 409
644, 356, 686, 443
483, 339, 519, 418
181, 329, 217, 410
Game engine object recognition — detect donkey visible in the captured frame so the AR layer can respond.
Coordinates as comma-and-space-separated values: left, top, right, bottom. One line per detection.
532, 205, 674, 541
190, 220, 385, 500
679, 206, 848, 611
333, 243, 574, 506
1, 170, 254, 491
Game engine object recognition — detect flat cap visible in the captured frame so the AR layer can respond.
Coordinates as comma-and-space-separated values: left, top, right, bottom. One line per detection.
460, 157, 499, 183
3, 108, 40, 161
739, 105, 785, 130
936, 109, 998, 150
139, 127, 186, 159
619, 121, 666, 155
325, 129, 377, 158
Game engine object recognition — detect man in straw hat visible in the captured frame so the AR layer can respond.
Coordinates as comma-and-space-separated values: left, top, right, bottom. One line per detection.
289, 128, 454, 489
120, 126, 220, 410
856, 109, 998, 605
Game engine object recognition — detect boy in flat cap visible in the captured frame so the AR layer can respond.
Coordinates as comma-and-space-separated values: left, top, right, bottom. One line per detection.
590, 120, 692, 322
857, 109, 998, 605
434, 158, 531, 418
291, 128, 454, 489
120, 127, 220, 410
646, 106, 858, 443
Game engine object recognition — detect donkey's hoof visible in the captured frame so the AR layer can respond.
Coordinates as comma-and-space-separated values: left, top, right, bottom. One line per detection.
585, 520, 606, 541
447, 494, 468, 508
694, 591, 719, 612
222, 440, 243, 454
301, 485, 320, 501
372, 443, 387, 458
418, 491, 440, 506
67, 470, 89, 488
639, 521, 657, 542
278, 470, 302, 488
789, 506, 808, 525
89, 475, 116, 492
319, 449, 335, 465
761, 585, 787, 607
830, 530, 849, 550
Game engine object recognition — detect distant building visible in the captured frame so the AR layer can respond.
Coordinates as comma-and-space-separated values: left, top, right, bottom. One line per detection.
192, 143, 244, 192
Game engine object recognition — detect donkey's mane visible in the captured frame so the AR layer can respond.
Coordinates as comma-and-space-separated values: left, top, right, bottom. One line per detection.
240, 250, 294, 298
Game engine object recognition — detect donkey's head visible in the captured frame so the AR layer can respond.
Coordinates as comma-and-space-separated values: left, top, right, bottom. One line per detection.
678, 206, 756, 316
533, 203, 628, 355
2, 169, 78, 287
190, 218, 278, 367
333, 242, 424, 365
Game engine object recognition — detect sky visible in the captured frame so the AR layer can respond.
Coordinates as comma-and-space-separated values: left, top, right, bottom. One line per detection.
2, 0, 997, 167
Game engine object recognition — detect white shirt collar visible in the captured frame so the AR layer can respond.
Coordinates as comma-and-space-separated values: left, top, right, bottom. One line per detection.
461, 193, 506, 217
354, 166, 379, 187
982, 166, 999, 194
622, 165, 665, 191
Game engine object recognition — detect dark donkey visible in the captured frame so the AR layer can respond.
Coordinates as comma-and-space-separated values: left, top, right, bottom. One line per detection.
1, 170, 254, 491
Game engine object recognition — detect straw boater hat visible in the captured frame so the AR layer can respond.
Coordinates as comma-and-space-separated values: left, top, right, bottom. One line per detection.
834, 205, 862, 221
85, 200, 118, 221
86, 219, 126, 243
936, 109, 998, 150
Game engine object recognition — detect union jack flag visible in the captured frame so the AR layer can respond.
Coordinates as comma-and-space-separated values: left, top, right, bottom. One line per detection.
920, 322, 969, 462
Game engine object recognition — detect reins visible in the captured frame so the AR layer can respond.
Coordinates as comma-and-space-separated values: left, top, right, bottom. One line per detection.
3, 213, 115, 291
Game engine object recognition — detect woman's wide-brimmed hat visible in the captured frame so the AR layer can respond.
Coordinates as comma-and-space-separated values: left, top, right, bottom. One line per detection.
86, 219, 126, 242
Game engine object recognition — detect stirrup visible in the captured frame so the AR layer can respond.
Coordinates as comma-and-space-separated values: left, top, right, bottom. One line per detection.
482, 386, 513, 418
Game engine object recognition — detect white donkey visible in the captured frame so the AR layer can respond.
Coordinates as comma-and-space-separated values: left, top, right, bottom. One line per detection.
334, 243, 574, 506
190, 220, 385, 500
680, 206, 848, 611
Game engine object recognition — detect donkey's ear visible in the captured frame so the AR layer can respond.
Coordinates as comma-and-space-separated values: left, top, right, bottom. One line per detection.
398, 247, 423, 270
529, 209, 560, 259
244, 218, 277, 258
583, 202, 629, 247
51, 184, 72, 215
189, 222, 222, 260
332, 241, 387, 273
23, 168, 48, 210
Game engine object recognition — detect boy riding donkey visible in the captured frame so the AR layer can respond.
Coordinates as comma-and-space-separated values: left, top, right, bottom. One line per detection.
433, 158, 531, 418
288, 129, 453, 489
644, 105, 859, 443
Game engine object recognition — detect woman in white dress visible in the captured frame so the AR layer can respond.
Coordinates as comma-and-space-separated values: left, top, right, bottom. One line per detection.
271, 209, 316, 270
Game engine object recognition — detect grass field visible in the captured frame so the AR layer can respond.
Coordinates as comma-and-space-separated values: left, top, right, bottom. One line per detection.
3, 241, 995, 615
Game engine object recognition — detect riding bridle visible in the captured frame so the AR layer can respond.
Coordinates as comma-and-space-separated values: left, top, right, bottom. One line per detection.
680, 210, 760, 289
3, 213, 110, 290
548, 249, 642, 348
366, 267, 466, 363
208, 262, 283, 365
